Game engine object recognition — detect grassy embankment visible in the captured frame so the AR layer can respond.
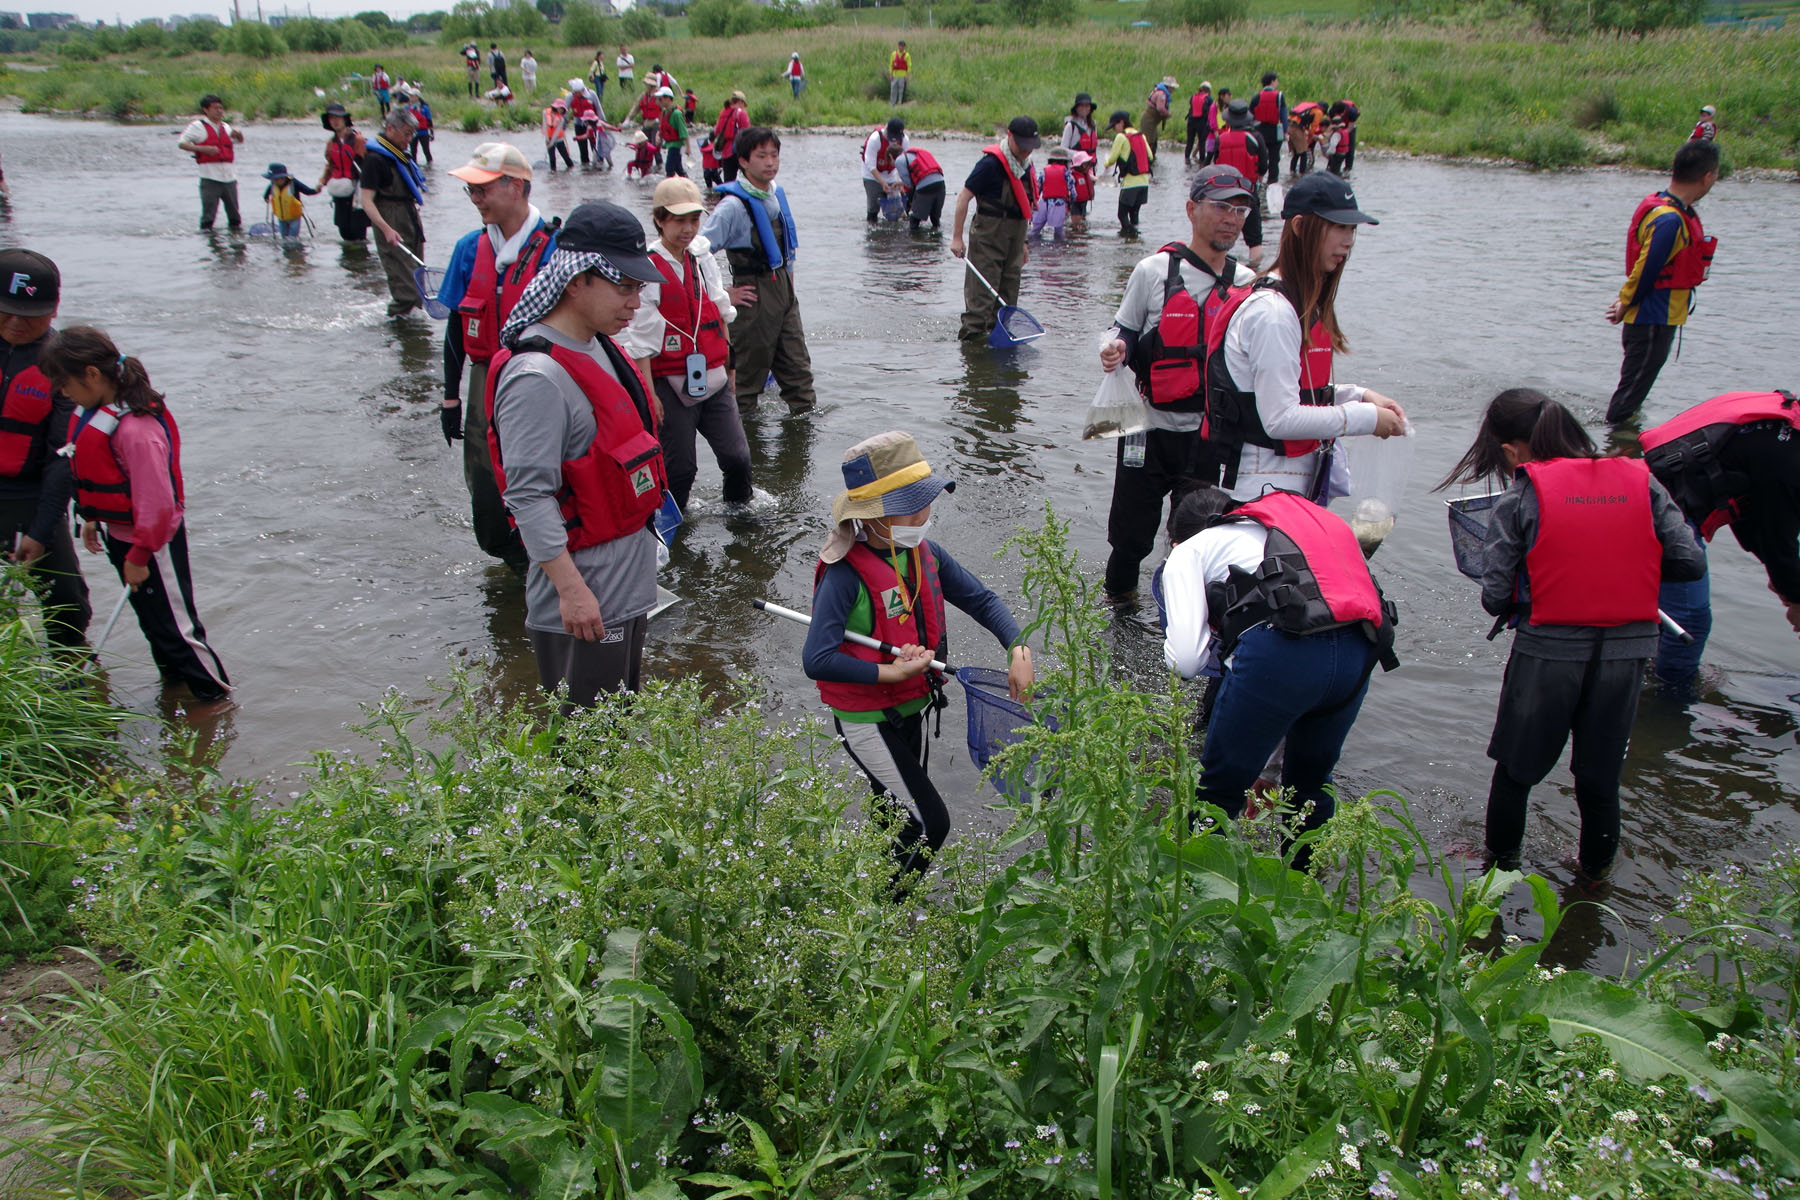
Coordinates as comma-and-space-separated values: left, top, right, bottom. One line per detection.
4, 18, 1797, 171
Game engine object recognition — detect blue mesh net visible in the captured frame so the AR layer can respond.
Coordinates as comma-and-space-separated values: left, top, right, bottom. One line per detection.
989, 305, 1046, 348
1446, 494, 1496, 583
957, 666, 1053, 798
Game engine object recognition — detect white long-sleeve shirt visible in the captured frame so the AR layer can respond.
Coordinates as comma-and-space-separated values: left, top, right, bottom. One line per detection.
618, 234, 736, 394
861, 130, 909, 183
1219, 278, 1375, 500
1160, 524, 1269, 677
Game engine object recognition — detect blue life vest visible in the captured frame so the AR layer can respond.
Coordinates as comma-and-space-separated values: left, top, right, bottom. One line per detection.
715, 181, 797, 272
366, 135, 424, 205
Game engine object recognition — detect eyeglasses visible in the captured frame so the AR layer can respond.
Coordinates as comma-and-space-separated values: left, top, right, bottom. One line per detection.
1202, 199, 1253, 218
463, 180, 515, 200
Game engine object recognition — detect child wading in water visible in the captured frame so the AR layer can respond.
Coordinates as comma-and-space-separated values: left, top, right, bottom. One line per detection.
261, 162, 317, 238
1439, 389, 1702, 885
42, 326, 230, 704
803, 432, 1033, 892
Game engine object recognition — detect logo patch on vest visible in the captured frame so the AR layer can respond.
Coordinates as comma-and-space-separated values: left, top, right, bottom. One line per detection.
664, 334, 683, 352
631, 465, 656, 497
880, 586, 911, 621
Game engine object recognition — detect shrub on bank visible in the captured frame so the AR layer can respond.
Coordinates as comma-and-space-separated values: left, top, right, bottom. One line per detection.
7, 514, 1800, 1197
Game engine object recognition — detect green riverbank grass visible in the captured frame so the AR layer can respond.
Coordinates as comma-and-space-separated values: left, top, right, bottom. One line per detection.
4, 19, 1797, 171
5, 511, 1799, 1198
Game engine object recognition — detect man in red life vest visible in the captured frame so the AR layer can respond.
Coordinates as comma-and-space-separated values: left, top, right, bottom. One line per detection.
438, 143, 557, 573
0, 249, 89, 648
1096, 165, 1257, 602
177, 94, 245, 232
951, 116, 1040, 342
1251, 71, 1285, 184
1604, 139, 1720, 423
487, 202, 668, 708
713, 90, 750, 183
1691, 104, 1716, 141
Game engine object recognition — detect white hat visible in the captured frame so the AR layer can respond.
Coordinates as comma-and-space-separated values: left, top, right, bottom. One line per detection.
791, 52, 800, 58
1700, 104, 1716, 115
655, 86, 674, 98
569, 78, 585, 92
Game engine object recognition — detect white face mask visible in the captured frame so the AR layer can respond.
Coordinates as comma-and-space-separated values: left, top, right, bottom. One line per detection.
887, 515, 931, 549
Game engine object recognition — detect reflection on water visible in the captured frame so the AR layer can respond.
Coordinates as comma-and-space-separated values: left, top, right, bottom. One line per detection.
5, 113, 1799, 971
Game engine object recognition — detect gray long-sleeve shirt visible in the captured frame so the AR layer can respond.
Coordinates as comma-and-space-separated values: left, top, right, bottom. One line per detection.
1480, 465, 1707, 660
490, 322, 657, 634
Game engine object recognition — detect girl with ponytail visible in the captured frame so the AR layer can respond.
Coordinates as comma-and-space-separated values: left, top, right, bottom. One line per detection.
39, 325, 230, 704
1440, 388, 1702, 886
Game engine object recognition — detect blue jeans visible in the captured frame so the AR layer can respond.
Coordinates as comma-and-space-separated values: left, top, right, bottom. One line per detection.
1198, 624, 1377, 827
277, 217, 302, 238
1655, 521, 1711, 687
790, 77, 805, 97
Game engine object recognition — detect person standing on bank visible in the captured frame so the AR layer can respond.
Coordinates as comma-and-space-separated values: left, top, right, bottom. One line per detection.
1639, 389, 1800, 690
1102, 109, 1153, 239
702, 127, 817, 415
786, 52, 806, 98
359, 108, 427, 318
437, 143, 556, 574
521, 49, 538, 94
488, 202, 668, 708
1691, 104, 1716, 141
1603, 138, 1719, 425
316, 102, 369, 242
615, 45, 635, 97
951, 117, 1040, 342
621, 177, 755, 513
177, 94, 245, 233
1251, 71, 1286, 184
0, 249, 90, 649
488, 43, 508, 91
1096, 165, 1258, 603
1438, 389, 1704, 883
44, 325, 230, 703
805, 431, 1033, 888
862, 117, 909, 224
888, 40, 911, 106
1161, 486, 1396, 865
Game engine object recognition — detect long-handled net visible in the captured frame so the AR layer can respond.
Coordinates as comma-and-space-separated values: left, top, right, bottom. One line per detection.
393, 242, 451, 319
963, 258, 1045, 348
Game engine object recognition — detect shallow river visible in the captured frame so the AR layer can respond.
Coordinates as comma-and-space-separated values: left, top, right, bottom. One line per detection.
5, 112, 1797, 968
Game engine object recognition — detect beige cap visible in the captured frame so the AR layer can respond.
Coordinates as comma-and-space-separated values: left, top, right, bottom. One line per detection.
449, 142, 532, 184
652, 175, 705, 215
731, 89, 747, 103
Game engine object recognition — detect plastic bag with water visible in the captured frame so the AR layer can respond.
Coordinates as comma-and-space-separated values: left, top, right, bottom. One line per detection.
1082, 333, 1149, 441
1329, 423, 1415, 557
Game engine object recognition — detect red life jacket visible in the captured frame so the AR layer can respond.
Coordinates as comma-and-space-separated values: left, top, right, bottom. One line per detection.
658, 109, 683, 145
1691, 119, 1715, 140
71, 405, 185, 525
372, 69, 389, 90
1070, 162, 1094, 203
485, 336, 666, 553
1640, 390, 1800, 539
325, 135, 360, 181
1189, 91, 1210, 119
1075, 123, 1097, 154
1118, 130, 1152, 177
569, 92, 598, 122
649, 250, 730, 378
1040, 162, 1070, 202
870, 130, 900, 174
1626, 192, 1716, 290
457, 225, 556, 365
0, 362, 55, 479
890, 50, 909, 73
902, 147, 942, 183
197, 119, 234, 164
1202, 279, 1335, 487
410, 105, 431, 132
811, 541, 948, 715
1214, 128, 1257, 178
713, 105, 745, 151
787, 58, 803, 78
1205, 490, 1396, 665
980, 144, 1036, 220
1133, 243, 1239, 413
1519, 457, 1661, 627
1252, 88, 1281, 125
637, 91, 661, 125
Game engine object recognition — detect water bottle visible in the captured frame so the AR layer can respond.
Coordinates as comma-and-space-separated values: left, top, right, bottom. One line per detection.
1121, 431, 1147, 469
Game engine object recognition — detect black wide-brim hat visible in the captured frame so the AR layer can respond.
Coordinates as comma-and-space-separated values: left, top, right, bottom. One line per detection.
320, 101, 352, 129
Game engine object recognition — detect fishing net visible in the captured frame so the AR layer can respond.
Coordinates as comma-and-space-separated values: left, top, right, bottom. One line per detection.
414, 266, 451, 320
1445, 494, 1496, 582
958, 666, 1054, 799
878, 193, 906, 222
989, 305, 1046, 348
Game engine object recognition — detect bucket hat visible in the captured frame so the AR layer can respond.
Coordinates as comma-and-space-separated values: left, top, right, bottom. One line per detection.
821, 431, 955, 563
1070, 92, 1094, 114
319, 101, 352, 129
262, 162, 291, 179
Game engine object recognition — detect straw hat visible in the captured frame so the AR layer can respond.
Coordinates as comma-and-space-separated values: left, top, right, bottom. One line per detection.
820, 431, 955, 563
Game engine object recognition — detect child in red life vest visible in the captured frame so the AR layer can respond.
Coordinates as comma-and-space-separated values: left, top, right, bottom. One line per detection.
625, 130, 657, 180
41, 326, 230, 704
1028, 145, 1072, 242
1439, 389, 1704, 885
803, 432, 1033, 890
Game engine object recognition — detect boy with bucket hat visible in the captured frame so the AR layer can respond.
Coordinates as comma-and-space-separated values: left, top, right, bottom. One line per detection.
485, 202, 668, 707
803, 431, 1033, 888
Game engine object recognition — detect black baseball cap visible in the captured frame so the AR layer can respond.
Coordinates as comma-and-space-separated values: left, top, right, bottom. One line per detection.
1282, 172, 1379, 225
0, 249, 59, 317
1006, 115, 1040, 152
886, 116, 905, 142
557, 201, 663, 282
1190, 164, 1254, 202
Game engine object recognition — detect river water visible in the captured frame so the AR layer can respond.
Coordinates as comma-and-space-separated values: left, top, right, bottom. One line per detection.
4, 112, 1797, 966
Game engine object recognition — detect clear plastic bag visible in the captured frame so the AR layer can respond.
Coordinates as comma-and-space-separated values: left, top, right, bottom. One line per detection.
1082, 334, 1149, 440
1329, 423, 1416, 557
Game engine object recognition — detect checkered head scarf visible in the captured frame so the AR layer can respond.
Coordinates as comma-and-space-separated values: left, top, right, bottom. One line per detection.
499, 246, 626, 348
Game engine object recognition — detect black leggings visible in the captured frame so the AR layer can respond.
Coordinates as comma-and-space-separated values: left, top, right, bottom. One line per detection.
547, 141, 574, 171
1118, 185, 1148, 234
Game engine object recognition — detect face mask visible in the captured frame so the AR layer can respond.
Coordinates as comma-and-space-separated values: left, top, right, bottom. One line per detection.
887, 515, 931, 549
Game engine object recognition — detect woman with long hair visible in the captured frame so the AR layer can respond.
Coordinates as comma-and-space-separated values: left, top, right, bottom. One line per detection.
1206, 173, 1407, 501
1438, 388, 1703, 884
39, 325, 229, 704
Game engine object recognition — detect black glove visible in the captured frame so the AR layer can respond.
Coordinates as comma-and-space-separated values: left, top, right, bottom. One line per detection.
440, 403, 463, 446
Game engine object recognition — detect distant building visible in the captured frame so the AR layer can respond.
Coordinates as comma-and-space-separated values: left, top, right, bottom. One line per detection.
26, 11, 79, 27
0, 12, 25, 29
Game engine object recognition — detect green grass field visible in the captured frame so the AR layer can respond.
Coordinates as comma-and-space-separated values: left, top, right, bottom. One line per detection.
3, 17, 1794, 171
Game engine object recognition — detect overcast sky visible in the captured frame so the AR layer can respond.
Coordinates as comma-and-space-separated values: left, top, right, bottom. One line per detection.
51, 1, 592, 29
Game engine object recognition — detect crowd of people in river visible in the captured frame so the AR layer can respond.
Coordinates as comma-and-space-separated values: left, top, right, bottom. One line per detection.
0, 61, 1788, 894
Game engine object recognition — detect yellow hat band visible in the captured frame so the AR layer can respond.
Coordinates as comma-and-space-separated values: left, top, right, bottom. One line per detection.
843, 459, 932, 503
